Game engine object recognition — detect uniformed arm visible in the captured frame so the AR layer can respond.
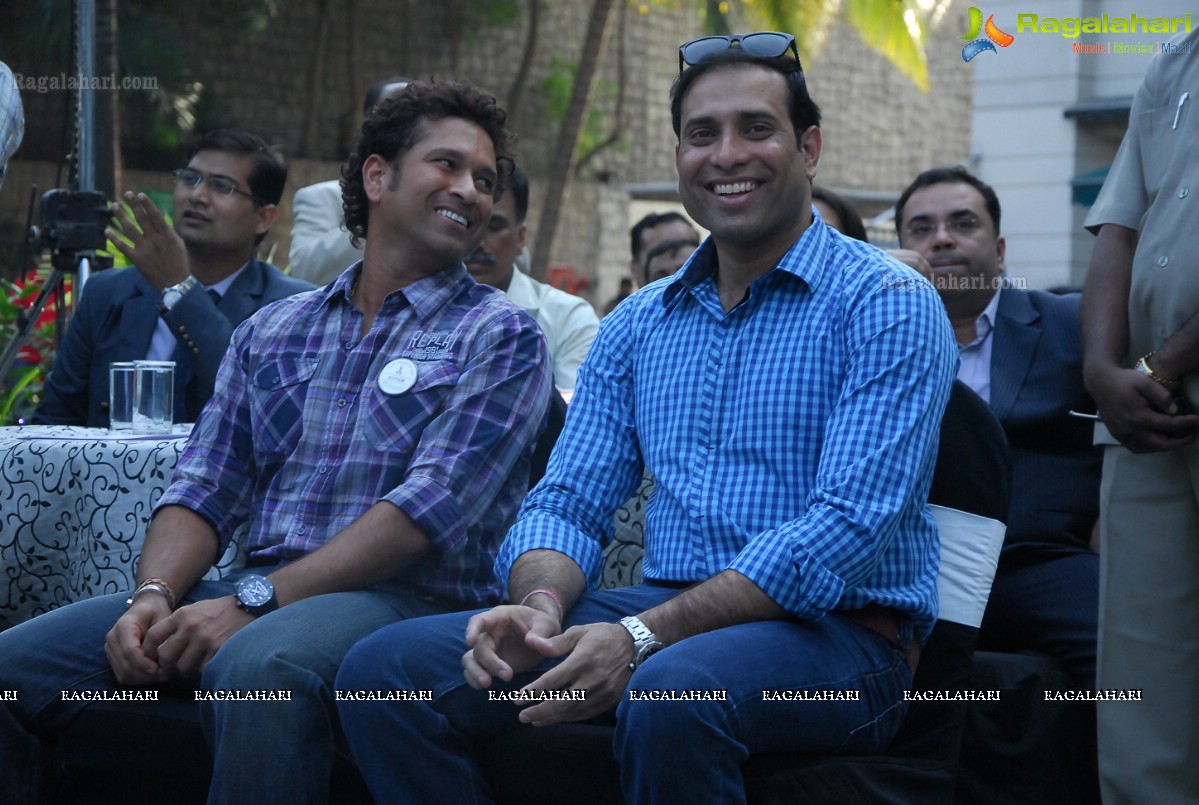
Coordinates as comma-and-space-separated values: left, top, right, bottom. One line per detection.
1083, 226, 1199, 452
164, 268, 317, 417
1152, 310, 1199, 381
162, 287, 232, 405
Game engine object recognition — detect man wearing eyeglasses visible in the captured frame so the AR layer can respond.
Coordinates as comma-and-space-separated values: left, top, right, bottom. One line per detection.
1, 82, 550, 804
336, 34, 956, 803
33, 128, 315, 427
896, 167, 1101, 799
628, 210, 700, 288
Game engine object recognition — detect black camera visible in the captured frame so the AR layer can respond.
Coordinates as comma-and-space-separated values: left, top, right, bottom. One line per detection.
39, 188, 111, 255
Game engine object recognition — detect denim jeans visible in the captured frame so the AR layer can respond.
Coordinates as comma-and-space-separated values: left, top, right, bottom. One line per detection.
0, 567, 450, 805
336, 583, 912, 805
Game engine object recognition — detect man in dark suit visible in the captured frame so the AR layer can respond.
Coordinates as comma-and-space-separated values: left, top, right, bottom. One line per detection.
896, 167, 1100, 799
896, 167, 1100, 686
34, 128, 314, 427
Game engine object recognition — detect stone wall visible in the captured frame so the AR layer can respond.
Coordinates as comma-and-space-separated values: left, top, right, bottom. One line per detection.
2, 1, 972, 304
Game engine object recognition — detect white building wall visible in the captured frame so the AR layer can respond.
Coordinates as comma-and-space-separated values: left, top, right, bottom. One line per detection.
968, 0, 1191, 288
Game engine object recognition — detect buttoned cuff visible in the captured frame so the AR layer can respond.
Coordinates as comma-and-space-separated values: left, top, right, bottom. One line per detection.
495, 512, 604, 592
728, 534, 845, 620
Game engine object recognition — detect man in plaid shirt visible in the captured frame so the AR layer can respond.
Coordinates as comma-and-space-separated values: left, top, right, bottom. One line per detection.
0, 61, 23, 192
0, 79, 551, 804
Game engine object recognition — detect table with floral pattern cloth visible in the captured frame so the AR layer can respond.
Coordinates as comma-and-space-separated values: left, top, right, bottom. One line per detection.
0, 425, 239, 630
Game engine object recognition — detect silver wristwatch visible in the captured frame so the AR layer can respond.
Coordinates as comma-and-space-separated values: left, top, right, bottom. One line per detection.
619, 615, 664, 671
160, 276, 199, 312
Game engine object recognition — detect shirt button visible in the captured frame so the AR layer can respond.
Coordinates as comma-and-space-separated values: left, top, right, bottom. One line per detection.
337, 399, 347, 408
1179, 187, 1189, 199
1158, 256, 1169, 267
272, 376, 280, 385
297, 526, 306, 536
318, 465, 327, 474
344, 342, 355, 350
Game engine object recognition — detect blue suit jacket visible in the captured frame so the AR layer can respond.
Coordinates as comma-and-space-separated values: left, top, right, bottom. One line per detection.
990, 289, 1101, 552
34, 260, 315, 427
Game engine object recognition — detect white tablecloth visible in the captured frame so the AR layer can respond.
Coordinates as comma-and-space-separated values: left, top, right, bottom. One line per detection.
0, 425, 198, 629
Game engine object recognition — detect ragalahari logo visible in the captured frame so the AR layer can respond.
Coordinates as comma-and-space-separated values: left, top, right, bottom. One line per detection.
962, 7, 1015, 61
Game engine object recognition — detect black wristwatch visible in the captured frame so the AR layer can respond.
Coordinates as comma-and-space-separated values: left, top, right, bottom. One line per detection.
234, 574, 279, 617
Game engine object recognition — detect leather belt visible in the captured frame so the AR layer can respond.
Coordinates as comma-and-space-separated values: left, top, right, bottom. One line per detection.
841, 604, 920, 676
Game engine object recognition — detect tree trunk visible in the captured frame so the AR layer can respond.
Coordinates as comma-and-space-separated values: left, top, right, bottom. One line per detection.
505, 0, 541, 128
300, 0, 334, 158
572, 0, 626, 179
529, 0, 616, 283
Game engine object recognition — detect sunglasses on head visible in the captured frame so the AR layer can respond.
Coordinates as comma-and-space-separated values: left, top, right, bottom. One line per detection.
678, 32, 801, 72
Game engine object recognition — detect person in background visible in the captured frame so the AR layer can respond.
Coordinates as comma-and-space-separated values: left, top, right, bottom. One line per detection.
811, 185, 867, 241
465, 164, 598, 391
897, 165, 1101, 800
34, 128, 314, 427
628, 210, 699, 287
641, 236, 697, 285
288, 75, 410, 284
1081, 26, 1199, 804
0, 61, 24, 194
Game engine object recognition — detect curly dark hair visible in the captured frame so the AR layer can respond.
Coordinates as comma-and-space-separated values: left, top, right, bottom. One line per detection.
340, 80, 514, 247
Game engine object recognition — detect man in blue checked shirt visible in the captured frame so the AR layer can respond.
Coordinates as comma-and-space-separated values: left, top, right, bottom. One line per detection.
0, 80, 551, 803
337, 34, 957, 804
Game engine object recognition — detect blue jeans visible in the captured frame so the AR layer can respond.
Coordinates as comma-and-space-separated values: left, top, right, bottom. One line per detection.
0, 567, 450, 804
336, 583, 913, 805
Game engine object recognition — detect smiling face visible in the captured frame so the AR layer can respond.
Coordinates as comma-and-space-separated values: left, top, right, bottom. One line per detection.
897, 181, 1005, 314
172, 149, 275, 258
675, 64, 820, 267
364, 116, 498, 278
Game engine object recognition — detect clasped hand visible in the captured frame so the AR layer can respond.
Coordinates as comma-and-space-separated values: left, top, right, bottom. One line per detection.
1090, 366, 1199, 453
105, 595, 253, 685
462, 605, 634, 727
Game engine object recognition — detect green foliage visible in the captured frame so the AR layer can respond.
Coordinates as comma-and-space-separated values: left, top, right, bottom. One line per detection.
542, 55, 574, 122
738, 0, 930, 90
638, 0, 933, 91
540, 55, 621, 166
0, 273, 61, 425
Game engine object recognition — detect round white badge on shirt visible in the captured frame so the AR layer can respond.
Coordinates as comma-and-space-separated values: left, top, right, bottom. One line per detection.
378, 359, 418, 395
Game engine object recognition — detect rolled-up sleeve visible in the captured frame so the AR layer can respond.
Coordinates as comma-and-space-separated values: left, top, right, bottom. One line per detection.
385, 305, 552, 555
496, 302, 647, 588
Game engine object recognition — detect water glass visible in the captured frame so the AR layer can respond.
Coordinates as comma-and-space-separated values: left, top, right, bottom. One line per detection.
108, 362, 138, 432
133, 360, 175, 434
